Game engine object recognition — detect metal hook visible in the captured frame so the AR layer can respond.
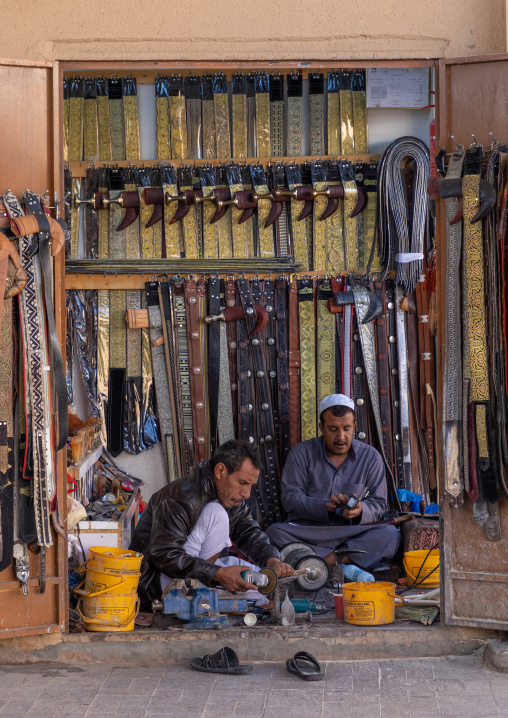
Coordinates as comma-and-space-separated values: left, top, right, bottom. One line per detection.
433, 136, 446, 153
489, 132, 499, 148
451, 136, 464, 151
471, 134, 479, 148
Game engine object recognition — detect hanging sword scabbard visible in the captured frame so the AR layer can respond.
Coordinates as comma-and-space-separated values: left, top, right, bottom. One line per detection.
331, 288, 382, 324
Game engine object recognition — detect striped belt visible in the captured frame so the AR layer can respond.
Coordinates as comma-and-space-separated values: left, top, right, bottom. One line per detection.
254, 72, 271, 157
286, 72, 302, 157
232, 73, 248, 159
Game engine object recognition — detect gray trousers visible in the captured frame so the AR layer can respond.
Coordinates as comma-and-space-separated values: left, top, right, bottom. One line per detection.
265, 522, 401, 571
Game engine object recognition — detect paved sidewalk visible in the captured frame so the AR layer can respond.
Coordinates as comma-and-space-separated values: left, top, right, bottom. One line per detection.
0, 654, 506, 718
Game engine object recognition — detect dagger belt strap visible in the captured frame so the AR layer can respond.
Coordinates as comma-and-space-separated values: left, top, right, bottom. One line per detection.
69, 76, 84, 162
225, 278, 239, 437
147, 283, 177, 482
288, 276, 301, 447
352, 72, 368, 154
372, 281, 393, 469
70, 175, 80, 258
406, 292, 430, 503
238, 276, 281, 524
158, 281, 184, 478
185, 278, 208, 462
298, 277, 317, 441
287, 172, 309, 271
155, 77, 171, 161
96, 77, 112, 161
214, 83, 231, 159
122, 76, 140, 161
275, 278, 290, 465
342, 297, 353, 399
4, 192, 52, 547
340, 77, 354, 155
83, 78, 98, 162
286, 94, 302, 157
208, 276, 221, 452
395, 285, 413, 491
0, 285, 14, 570
173, 278, 193, 471
309, 73, 325, 156
352, 319, 367, 443
415, 279, 436, 493
260, 278, 278, 435
232, 79, 247, 159
163, 180, 183, 259
331, 276, 344, 393
385, 280, 404, 487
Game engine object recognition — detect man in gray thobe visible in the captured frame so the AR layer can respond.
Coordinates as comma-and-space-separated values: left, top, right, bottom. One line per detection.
266, 394, 401, 576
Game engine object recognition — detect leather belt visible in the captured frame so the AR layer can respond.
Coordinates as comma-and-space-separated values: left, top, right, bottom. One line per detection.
232, 73, 248, 159
225, 278, 239, 435
185, 278, 208, 461
286, 73, 302, 157
83, 76, 98, 162
147, 282, 177, 481
286, 163, 310, 271
247, 74, 256, 158
416, 278, 436, 494
108, 76, 126, 162
298, 277, 317, 441
309, 73, 325, 156
395, 285, 413, 490
227, 164, 254, 258
161, 165, 184, 259
178, 166, 201, 259
96, 172, 110, 446
269, 73, 284, 157
385, 279, 404, 487
173, 277, 194, 470
122, 75, 140, 160
70, 175, 81, 258
155, 75, 171, 161
84, 167, 99, 259
355, 161, 365, 270
213, 73, 231, 159
238, 277, 281, 525
364, 161, 382, 272
275, 277, 290, 464
373, 280, 394, 470
325, 161, 346, 271
311, 161, 328, 271
340, 159, 359, 272
0, 263, 14, 570
254, 73, 270, 157
185, 74, 202, 160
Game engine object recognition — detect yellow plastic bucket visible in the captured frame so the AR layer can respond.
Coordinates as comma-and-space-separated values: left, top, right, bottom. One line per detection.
404, 549, 440, 588
343, 581, 402, 626
76, 595, 140, 632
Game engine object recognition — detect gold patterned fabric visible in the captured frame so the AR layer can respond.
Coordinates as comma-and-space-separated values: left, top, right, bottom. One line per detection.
298, 278, 317, 440
109, 190, 127, 369
155, 76, 171, 161
313, 186, 328, 272
124, 178, 142, 379
138, 187, 157, 259
327, 91, 341, 155
475, 404, 489, 459
83, 78, 98, 162
179, 169, 201, 258
214, 82, 231, 158
96, 78, 112, 162
215, 174, 233, 259
255, 75, 271, 157
169, 96, 188, 160
69, 76, 84, 162
63, 77, 70, 163
326, 187, 345, 272
352, 70, 368, 154
340, 71, 355, 155
70, 176, 81, 259
232, 94, 247, 159
287, 166, 309, 270
109, 77, 126, 162
201, 177, 219, 259
365, 191, 381, 271
202, 75, 216, 159
463, 174, 489, 402
287, 73, 303, 157
163, 181, 183, 258
250, 166, 274, 257
343, 180, 359, 271
122, 78, 141, 161
309, 74, 325, 156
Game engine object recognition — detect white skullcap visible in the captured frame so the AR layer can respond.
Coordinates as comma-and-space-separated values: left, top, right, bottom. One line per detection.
319, 394, 355, 415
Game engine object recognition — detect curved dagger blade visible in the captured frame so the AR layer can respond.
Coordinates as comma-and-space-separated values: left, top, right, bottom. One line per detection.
205, 304, 268, 333
427, 177, 496, 223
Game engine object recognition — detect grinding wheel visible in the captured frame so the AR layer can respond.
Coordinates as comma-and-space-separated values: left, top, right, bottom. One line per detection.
294, 555, 329, 592
257, 567, 278, 595
280, 542, 314, 563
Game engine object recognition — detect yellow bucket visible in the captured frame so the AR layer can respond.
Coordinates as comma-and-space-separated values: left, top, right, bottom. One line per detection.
404, 549, 440, 588
74, 546, 143, 631
343, 581, 402, 626
76, 595, 140, 632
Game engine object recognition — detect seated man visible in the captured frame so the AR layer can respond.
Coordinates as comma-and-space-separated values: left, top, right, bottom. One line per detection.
130, 439, 293, 609
266, 394, 401, 580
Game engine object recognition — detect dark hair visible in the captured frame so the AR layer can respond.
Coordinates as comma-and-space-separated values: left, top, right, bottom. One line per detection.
319, 404, 355, 425
210, 439, 262, 474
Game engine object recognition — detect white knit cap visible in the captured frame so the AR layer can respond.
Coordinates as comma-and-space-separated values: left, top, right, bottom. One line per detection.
319, 394, 355, 415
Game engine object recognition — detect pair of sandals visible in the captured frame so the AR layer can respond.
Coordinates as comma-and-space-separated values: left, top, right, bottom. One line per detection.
190, 646, 323, 681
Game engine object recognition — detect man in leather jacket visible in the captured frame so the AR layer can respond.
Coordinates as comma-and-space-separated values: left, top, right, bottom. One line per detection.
130, 439, 293, 609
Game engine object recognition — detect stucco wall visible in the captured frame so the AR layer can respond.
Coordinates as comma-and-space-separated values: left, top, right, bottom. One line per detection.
3, 0, 506, 63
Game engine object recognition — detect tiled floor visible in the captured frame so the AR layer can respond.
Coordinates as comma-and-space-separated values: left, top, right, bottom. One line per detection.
0, 654, 506, 717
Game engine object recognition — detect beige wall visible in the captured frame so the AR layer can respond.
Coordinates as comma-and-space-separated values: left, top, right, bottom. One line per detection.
3, 0, 506, 63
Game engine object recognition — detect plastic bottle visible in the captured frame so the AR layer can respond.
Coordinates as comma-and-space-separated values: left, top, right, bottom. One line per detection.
342, 564, 375, 582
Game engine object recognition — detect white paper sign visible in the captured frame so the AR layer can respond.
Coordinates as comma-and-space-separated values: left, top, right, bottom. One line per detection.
367, 68, 429, 109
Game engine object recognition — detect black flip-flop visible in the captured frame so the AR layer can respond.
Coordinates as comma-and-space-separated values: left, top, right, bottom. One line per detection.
286, 651, 324, 681
190, 646, 253, 675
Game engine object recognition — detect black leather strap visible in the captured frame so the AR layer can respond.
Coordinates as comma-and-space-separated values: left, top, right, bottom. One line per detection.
386, 279, 404, 486
275, 278, 290, 465
208, 276, 221, 453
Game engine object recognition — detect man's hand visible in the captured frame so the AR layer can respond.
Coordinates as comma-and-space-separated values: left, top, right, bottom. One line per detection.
214, 565, 252, 593
266, 557, 294, 578
327, 492, 348, 513
343, 501, 362, 520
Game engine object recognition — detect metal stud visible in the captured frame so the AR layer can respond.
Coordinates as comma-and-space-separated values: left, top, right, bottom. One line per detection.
230, 341, 237, 349
357, 398, 364, 406
231, 383, 237, 391
257, 370, 265, 378
248, 403, 253, 411
193, 367, 201, 374
355, 367, 363, 374
247, 370, 252, 377
394, 400, 399, 407
389, 335, 396, 343
246, 306, 254, 315
395, 433, 401, 441
268, 337, 275, 345
358, 432, 366, 440
266, 305, 273, 312
391, 368, 398, 375
188, 297, 196, 304
191, 331, 199, 339
262, 403, 269, 410
265, 435, 273, 442
196, 401, 203, 409
197, 437, 205, 444
252, 338, 260, 346
259, 437, 265, 444
387, 302, 394, 309
228, 300, 235, 307
353, 333, 360, 341
248, 436, 255, 444
270, 371, 276, 378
